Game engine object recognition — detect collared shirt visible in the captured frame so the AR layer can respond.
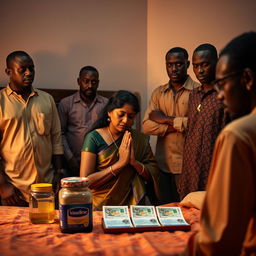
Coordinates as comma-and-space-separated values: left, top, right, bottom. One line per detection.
142, 76, 199, 174
58, 91, 108, 162
184, 108, 256, 256
0, 85, 63, 201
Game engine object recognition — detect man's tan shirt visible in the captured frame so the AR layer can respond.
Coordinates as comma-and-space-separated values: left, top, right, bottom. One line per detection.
142, 76, 199, 174
0, 86, 63, 201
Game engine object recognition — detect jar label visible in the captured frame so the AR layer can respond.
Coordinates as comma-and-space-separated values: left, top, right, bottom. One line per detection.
59, 203, 92, 230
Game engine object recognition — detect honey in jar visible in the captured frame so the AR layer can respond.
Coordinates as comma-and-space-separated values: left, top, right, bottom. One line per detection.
29, 183, 55, 224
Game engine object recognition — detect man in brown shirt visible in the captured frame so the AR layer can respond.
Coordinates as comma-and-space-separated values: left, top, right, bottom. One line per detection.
183, 32, 256, 255
178, 44, 226, 199
142, 47, 199, 203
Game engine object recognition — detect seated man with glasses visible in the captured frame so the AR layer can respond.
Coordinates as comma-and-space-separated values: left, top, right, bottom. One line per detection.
182, 32, 256, 255
58, 66, 108, 176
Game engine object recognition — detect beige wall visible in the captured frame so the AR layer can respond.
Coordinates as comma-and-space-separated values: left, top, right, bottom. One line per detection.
1, 0, 256, 139
147, 0, 256, 98
0, 0, 147, 110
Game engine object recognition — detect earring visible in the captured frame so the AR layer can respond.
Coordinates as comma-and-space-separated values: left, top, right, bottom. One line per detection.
107, 117, 110, 122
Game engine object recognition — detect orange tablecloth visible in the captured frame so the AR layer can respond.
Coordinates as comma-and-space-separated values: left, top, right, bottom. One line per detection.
0, 203, 200, 256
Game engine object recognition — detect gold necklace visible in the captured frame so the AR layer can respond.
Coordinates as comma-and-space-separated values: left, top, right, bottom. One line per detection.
107, 127, 119, 157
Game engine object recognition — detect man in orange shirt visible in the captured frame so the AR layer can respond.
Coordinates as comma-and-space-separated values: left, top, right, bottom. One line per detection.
183, 32, 256, 255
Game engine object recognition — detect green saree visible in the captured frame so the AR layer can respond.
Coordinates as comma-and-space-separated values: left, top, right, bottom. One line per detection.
82, 129, 160, 210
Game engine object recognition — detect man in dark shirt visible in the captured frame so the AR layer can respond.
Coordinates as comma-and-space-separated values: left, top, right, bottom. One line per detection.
178, 44, 226, 199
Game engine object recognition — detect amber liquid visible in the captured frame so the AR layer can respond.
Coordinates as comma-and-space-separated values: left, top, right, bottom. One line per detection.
29, 211, 55, 224
29, 197, 55, 224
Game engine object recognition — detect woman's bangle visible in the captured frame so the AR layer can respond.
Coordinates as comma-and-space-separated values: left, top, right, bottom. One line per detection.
109, 166, 116, 176
138, 163, 145, 175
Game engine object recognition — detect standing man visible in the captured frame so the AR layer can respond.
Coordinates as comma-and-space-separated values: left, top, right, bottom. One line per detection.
142, 47, 199, 204
178, 44, 226, 199
58, 66, 108, 176
183, 32, 256, 255
0, 51, 63, 206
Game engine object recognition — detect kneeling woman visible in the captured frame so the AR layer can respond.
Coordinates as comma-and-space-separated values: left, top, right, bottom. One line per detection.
80, 90, 160, 210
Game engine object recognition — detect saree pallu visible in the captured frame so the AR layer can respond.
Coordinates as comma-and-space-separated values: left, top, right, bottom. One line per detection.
92, 129, 160, 210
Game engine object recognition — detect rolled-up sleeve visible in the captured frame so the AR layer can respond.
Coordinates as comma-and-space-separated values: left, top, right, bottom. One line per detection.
173, 117, 188, 133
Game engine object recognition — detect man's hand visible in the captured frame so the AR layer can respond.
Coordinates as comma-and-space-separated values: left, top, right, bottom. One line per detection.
0, 183, 27, 206
148, 110, 174, 125
166, 125, 177, 133
52, 154, 64, 193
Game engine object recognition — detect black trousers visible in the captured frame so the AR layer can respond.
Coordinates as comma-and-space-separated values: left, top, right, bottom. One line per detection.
159, 171, 180, 204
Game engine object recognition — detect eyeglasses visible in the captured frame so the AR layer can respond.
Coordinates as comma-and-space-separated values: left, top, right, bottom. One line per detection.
212, 71, 242, 92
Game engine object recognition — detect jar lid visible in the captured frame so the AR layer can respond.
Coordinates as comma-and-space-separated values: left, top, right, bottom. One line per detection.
61, 177, 89, 188
31, 183, 52, 192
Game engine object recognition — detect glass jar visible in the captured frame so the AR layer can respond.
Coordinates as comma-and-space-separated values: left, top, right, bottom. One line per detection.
59, 177, 93, 233
29, 183, 55, 224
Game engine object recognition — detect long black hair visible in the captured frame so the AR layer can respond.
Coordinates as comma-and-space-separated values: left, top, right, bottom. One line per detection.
90, 90, 140, 131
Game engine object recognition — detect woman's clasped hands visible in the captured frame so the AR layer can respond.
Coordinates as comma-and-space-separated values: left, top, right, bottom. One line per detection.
117, 131, 136, 168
